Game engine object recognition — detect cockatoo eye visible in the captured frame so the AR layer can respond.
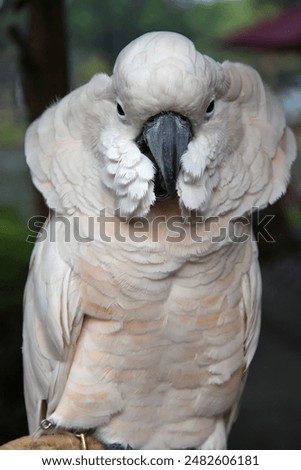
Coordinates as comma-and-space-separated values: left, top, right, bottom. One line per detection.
205, 100, 215, 117
117, 102, 126, 119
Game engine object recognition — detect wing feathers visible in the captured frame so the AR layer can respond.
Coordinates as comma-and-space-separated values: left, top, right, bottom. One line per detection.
23, 219, 83, 431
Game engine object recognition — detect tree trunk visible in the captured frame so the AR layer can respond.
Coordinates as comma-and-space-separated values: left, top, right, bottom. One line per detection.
20, 0, 69, 121
10, 0, 70, 216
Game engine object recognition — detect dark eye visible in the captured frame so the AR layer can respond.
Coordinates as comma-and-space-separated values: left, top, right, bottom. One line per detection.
117, 102, 125, 117
205, 100, 215, 117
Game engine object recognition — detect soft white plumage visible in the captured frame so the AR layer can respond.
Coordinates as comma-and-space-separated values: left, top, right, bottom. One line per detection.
23, 32, 296, 449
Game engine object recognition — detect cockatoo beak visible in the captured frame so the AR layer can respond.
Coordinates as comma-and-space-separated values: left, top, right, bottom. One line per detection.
136, 112, 192, 200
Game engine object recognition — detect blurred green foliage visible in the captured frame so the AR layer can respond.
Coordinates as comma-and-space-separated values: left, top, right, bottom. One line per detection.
73, 53, 112, 86
68, 0, 281, 77
67, 0, 301, 97
0, 119, 26, 147
0, 207, 32, 314
69, 0, 277, 55
0, 208, 32, 442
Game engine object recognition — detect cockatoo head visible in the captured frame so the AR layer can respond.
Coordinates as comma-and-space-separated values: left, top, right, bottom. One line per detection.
26, 32, 296, 220
111, 31, 226, 209
98, 31, 296, 219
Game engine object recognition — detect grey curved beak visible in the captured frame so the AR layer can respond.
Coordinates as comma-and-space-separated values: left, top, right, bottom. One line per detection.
137, 112, 193, 199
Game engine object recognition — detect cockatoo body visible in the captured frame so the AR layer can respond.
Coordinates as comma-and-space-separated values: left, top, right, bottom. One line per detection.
23, 32, 296, 449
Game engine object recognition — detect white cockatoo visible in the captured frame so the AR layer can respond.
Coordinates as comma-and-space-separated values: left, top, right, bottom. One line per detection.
23, 31, 296, 449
